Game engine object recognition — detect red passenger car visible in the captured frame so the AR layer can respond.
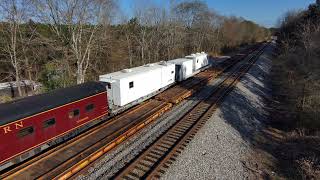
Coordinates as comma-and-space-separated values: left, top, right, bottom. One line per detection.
0, 82, 108, 170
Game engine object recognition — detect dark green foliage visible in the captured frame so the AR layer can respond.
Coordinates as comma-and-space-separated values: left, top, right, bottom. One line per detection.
39, 62, 74, 92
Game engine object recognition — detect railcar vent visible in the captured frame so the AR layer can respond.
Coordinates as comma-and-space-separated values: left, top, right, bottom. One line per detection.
121, 69, 132, 73
144, 64, 154, 67
185, 55, 194, 59
159, 61, 169, 66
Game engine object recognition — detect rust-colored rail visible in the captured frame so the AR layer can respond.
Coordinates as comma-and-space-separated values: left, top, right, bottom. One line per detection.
155, 44, 261, 105
53, 45, 263, 179
2, 100, 171, 179
154, 69, 217, 104
112, 43, 268, 180
0, 43, 263, 180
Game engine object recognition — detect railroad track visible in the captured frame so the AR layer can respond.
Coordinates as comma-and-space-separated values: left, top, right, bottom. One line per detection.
111, 43, 268, 180
0, 43, 264, 180
1, 100, 171, 179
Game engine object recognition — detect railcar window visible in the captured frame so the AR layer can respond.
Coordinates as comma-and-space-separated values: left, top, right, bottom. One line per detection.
86, 104, 95, 112
171, 71, 174, 74
129, 81, 134, 88
18, 127, 34, 138
106, 82, 111, 89
43, 118, 56, 128
69, 109, 80, 119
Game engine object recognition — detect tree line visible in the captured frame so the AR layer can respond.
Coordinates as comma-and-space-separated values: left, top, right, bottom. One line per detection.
275, 1, 320, 132
270, 2, 320, 178
0, 0, 270, 96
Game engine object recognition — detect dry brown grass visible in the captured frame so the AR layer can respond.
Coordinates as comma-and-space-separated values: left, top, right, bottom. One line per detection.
246, 124, 320, 180
0, 95, 12, 103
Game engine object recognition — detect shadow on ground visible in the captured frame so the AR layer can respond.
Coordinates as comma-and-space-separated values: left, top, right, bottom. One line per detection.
215, 44, 320, 179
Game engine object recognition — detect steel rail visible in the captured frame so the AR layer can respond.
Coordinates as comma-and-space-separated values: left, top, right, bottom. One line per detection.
0, 43, 263, 180
112, 43, 268, 180
52, 43, 266, 180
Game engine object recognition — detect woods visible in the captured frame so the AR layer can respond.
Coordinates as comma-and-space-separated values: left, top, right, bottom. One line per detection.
275, 2, 320, 132
0, 0, 270, 93
265, 2, 320, 178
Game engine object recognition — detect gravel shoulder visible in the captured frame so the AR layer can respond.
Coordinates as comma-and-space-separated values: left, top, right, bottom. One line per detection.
77, 48, 249, 179
161, 44, 275, 180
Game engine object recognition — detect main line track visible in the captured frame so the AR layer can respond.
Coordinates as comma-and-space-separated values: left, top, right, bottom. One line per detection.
1, 43, 263, 180
112, 43, 268, 180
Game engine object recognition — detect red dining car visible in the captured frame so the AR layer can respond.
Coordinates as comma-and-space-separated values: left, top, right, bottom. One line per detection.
0, 82, 108, 171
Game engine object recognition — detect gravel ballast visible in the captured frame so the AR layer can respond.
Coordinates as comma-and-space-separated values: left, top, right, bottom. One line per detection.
161, 44, 274, 179
77, 51, 249, 179
77, 43, 274, 179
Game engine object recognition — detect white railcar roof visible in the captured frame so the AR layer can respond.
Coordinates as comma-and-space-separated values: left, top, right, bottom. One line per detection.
185, 52, 207, 59
168, 58, 193, 64
100, 62, 174, 80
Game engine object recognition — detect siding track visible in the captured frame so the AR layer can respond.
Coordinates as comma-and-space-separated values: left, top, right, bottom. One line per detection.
112, 43, 268, 180
0, 43, 265, 180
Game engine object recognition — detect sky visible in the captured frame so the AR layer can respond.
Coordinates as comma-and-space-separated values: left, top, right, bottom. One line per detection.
118, 0, 316, 28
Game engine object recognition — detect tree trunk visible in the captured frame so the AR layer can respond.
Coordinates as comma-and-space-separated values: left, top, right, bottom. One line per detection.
11, 22, 22, 97
141, 46, 145, 64
77, 63, 85, 84
15, 67, 22, 97
25, 57, 32, 81
126, 34, 133, 67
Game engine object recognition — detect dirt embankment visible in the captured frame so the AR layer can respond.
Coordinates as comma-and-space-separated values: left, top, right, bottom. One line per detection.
246, 45, 320, 180
161, 43, 275, 179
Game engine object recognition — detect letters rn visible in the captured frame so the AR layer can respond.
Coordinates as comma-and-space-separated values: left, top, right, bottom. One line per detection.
2, 121, 24, 134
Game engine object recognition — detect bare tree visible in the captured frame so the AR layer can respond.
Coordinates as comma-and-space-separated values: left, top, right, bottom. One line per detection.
297, 20, 320, 59
132, 1, 165, 64
133, 10, 148, 64
0, 0, 270, 92
32, 0, 116, 84
172, 0, 222, 54
0, 0, 32, 96
120, 17, 135, 67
